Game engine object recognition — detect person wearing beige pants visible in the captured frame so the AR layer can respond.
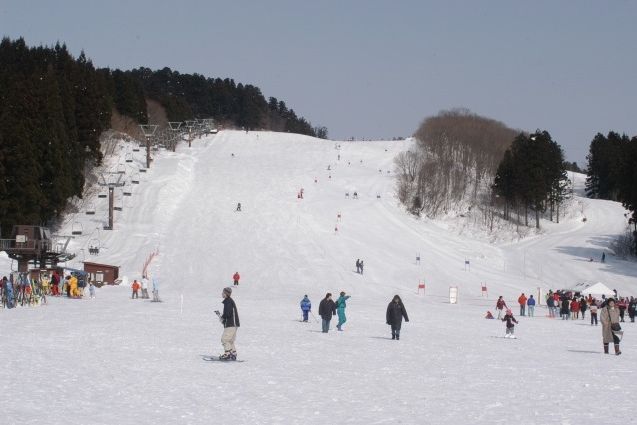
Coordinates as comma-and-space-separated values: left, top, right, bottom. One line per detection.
219, 287, 240, 361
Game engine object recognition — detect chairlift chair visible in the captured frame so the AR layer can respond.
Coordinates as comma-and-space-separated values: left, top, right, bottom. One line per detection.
123, 185, 132, 196
117, 164, 126, 174
125, 153, 133, 163
98, 192, 107, 198
131, 173, 140, 184
71, 222, 83, 235
133, 147, 140, 152
139, 168, 147, 173
88, 239, 100, 255
85, 203, 96, 215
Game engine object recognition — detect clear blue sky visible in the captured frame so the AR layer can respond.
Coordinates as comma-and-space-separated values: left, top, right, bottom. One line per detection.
2, 0, 636, 165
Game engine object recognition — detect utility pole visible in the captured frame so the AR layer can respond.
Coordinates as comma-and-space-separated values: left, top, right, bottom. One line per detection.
140, 124, 158, 169
98, 173, 125, 230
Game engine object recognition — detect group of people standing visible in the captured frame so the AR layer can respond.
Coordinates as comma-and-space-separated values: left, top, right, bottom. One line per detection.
495, 290, 629, 355
1, 271, 95, 308
301, 292, 408, 340
355, 259, 364, 274
317, 292, 351, 332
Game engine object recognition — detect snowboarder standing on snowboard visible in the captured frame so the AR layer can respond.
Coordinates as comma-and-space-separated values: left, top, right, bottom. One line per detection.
318, 293, 336, 333
219, 287, 240, 360
300, 295, 312, 322
502, 309, 519, 338
336, 291, 351, 331
386, 295, 409, 340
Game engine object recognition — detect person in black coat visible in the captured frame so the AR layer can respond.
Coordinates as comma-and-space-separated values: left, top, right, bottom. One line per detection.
219, 287, 240, 360
386, 295, 409, 340
318, 293, 336, 333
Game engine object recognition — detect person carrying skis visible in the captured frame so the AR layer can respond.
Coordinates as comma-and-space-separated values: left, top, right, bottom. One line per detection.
219, 287, 240, 360
318, 293, 336, 333
496, 296, 507, 319
355, 259, 361, 274
518, 293, 527, 316
527, 295, 536, 317
600, 298, 621, 355
233, 272, 240, 286
386, 295, 409, 340
502, 309, 519, 338
335, 291, 351, 331
300, 295, 312, 322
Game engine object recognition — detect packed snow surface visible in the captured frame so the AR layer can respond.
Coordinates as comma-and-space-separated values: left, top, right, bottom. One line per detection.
1, 130, 636, 424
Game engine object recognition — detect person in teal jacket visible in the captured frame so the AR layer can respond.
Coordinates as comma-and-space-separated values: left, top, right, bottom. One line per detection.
336, 291, 351, 331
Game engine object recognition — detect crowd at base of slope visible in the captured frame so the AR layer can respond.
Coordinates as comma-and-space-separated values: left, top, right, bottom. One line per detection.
488, 290, 634, 355
0, 271, 96, 308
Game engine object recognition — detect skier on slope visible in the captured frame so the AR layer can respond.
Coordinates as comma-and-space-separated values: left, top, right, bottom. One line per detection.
218, 287, 240, 360
496, 296, 507, 319
386, 295, 409, 340
502, 309, 519, 338
300, 295, 312, 322
233, 272, 240, 286
318, 293, 336, 333
335, 291, 351, 331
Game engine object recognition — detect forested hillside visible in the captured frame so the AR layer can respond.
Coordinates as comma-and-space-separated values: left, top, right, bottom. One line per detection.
0, 37, 322, 236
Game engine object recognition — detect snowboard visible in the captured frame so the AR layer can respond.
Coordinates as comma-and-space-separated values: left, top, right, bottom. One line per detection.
202, 355, 246, 363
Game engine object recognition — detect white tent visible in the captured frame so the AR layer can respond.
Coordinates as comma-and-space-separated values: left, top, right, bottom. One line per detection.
581, 282, 615, 297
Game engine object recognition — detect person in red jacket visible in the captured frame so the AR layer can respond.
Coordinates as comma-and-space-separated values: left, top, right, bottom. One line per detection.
518, 293, 528, 316
232, 272, 240, 286
496, 296, 507, 319
570, 298, 580, 319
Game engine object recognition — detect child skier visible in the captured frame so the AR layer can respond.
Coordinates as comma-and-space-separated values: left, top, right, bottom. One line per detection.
502, 309, 519, 338
233, 272, 240, 286
300, 295, 312, 322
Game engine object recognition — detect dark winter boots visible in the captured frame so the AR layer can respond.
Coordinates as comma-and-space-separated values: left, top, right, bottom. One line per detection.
614, 344, 622, 355
604, 343, 609, 354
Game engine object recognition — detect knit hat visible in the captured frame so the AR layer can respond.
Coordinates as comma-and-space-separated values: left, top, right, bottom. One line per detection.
223, 287, 232, 296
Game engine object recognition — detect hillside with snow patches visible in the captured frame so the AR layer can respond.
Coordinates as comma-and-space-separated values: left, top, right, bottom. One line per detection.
1, 130, 636, 424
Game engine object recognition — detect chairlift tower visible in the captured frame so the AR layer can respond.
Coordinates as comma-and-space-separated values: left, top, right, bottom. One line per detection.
140, 124, 158, 169
168, 121, 182, 152
98, 172, 126, 230
185, 120, 196, 148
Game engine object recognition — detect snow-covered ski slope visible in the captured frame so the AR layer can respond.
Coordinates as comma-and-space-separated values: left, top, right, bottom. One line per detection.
2, 130, 636, 425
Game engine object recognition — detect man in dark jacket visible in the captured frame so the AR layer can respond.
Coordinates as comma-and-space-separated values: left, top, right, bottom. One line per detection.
318, 293, 336, 333
219, 287, 240, 360
386, 295, 409, 340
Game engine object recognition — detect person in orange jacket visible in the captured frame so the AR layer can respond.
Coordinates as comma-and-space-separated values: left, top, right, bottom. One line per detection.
131, 280, 140, 299
232, 272, 240, 286
570, 298, 580, 319
518, 293, 528, 316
